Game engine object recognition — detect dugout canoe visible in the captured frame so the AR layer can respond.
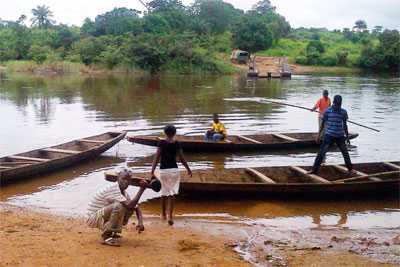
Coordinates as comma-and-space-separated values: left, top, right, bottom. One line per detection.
127, 132, 359, 152
104, 161, 400, 197
0, 131, 126, 185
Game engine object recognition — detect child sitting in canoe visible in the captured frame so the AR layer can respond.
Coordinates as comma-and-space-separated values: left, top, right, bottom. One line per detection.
151, 125, 192, 226
87, 169, 161, 246
204, 114, 227, 142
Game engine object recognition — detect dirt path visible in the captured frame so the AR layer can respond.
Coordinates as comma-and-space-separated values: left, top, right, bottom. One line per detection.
232, 56, 360, 75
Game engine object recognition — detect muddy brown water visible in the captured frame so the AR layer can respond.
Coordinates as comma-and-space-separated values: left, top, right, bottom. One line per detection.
1, 72, 399, 264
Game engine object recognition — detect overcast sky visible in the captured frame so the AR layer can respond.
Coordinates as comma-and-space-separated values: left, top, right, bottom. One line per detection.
1, 0, 399, 30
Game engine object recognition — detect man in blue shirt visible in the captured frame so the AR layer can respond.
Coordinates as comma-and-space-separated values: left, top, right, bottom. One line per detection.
309, 95, 353, 174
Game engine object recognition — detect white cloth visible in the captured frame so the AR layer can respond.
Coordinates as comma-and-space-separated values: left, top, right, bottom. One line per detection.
86, 207, 105, 229
86, 183, 129, 216
158, 168, 181, 196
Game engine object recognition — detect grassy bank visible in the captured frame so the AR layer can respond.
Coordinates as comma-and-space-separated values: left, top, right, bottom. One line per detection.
1, 57, 239, 75
1, 60, 142, 74
258, 35, 363, 67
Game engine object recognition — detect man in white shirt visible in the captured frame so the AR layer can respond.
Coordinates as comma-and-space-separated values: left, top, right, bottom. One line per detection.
86, 169, 160, 246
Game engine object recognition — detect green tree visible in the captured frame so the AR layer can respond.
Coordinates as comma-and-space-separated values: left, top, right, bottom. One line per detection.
378, 29, 400, 69
143, 14, 171, 33
359, 45, 383, 68
8, 15, 31, 60
123, 33, 168, 74
260, 11, 290, 40
353, 20, 367, 32
31, 5, 55, 28
306, 40, 324, 53
336, 50, 349, 65
81, 18, 96, 36
53, 25, 79, 50
82, 8, 141, 36
28, 44, 51, 63
96, 45, 124, 68
0, 28, 18, 60
252, 0, 276, 14
232, 14, 273, 53
147, 0, 189, 31
190, 0, 243, 34
73, 37, 106, 65
372, 25, 383, 36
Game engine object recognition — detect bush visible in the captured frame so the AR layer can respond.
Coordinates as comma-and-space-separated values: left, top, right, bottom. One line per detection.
295, 55, 307, 65
96, 45, 124, 69
28, 45, 51, 63
321, 54, 338, 66
306, 48, 321, 65
336, 50, 349, 65
306, 40, 325, 53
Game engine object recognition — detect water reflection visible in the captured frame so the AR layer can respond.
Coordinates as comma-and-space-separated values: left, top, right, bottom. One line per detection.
0, 72, 399, 229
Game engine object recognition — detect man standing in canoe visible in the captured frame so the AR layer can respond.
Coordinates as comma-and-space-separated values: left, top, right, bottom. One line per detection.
311, 89, 331, 139
204, 114, 227, 142
309, 95, 353, 174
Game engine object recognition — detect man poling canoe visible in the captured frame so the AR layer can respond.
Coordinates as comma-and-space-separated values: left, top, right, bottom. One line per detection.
224, 98, 380, 132
309, 95, 354, 175
311, 89, 331, 139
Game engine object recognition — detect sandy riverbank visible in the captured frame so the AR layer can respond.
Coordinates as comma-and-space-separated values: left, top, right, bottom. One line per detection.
1, 205, 397, 267
0, 205, 248, 266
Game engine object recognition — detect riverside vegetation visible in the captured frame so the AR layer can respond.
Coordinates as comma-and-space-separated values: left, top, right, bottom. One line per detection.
0, 0, 398, 74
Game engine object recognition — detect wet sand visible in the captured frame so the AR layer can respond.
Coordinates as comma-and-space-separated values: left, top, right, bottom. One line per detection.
1, 205, 398, 267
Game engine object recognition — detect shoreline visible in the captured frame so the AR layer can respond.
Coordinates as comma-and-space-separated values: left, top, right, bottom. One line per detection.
0, 60, 365, 76
1, 204, 397, 267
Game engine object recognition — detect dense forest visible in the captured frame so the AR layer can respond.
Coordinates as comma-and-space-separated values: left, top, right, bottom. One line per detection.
0, 0, 399, 74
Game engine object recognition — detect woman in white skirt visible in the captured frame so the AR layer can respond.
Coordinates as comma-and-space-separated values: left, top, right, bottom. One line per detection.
151, 125, 192, 225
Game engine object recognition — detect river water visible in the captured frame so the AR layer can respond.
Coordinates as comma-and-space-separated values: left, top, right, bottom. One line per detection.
1, 72, 399, 264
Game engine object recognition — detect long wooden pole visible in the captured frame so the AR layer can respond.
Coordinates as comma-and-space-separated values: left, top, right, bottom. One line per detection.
258, 99, 380, 132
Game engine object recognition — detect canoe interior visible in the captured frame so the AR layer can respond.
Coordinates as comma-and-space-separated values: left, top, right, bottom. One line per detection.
0, 132, 122, 167
177, 162, 400, 184
114, 162, 399, 185
181, 134, 291, 144
133, 132, 358, 145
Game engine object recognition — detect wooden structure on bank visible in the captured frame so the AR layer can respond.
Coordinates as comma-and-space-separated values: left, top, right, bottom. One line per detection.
0, 131, 126, 184
247, 56, 292, 79
105, 161, 400, 197
127, 132, 359, 152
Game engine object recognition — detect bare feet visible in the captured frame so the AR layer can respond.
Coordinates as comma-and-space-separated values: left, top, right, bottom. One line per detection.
167, 214, 174, 226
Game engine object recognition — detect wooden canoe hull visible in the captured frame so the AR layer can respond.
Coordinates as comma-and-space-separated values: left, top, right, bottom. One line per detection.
179, 180, 399, 197
0, 132, 126, 185
104, 161, 399, 198
127, 132, 359, 152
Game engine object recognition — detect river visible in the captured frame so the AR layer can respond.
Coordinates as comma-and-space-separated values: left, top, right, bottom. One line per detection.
0, 72, 399, 265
